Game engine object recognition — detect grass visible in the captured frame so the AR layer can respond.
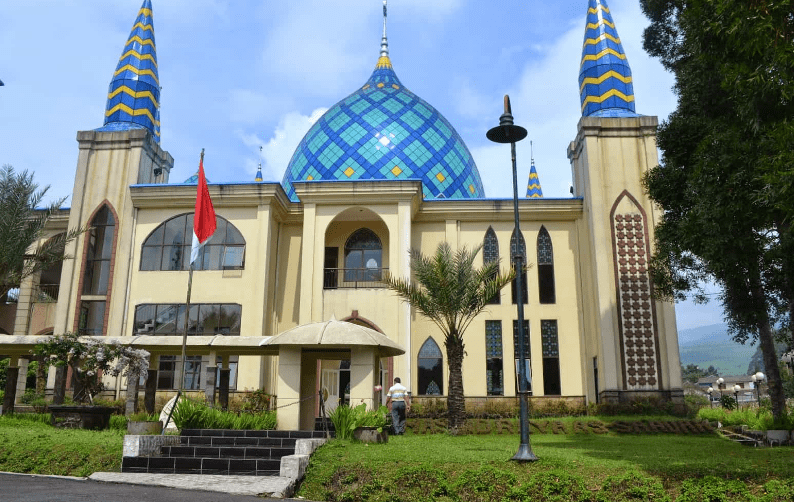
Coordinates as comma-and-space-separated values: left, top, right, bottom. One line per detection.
0, 415, 124, 477
297, 429, 794, 501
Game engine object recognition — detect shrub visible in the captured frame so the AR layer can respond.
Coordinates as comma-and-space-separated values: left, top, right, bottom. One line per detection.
675, 476, 754, 502
109, 415, 127, 431
683, 394, 709, 417
20, 389, 47, 412
453, 465, 516, 501
595, 471, 669, 502
531, 399, 587, 418
757, 479, 794, 502
329, 404, 389, 440
92, 398, 125, 415
719, 395, 737, 410
237, 389, 273, 413
410, 398, 447, 418
171, 397, 276, 430
505, 469, 592, 502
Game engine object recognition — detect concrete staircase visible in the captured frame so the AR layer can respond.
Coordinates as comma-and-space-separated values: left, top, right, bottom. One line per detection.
122, 429, 327, 476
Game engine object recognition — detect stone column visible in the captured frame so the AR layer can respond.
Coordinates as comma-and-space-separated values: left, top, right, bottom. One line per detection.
2, 356, 20, 415
53, 365, 67, 405
276, 347, 302, 430
125, 374, 139, 415
15, 358, 29, 404
204, 354, 217, 406
144, 369, 158, 414
218, 369, 231, 411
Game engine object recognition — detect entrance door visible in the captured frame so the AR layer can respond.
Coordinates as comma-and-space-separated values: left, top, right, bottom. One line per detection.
321, 369, 339, 413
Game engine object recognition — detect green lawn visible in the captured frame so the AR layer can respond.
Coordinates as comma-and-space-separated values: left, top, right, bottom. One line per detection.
297, 430, 794, 501
0, 415, 124, 477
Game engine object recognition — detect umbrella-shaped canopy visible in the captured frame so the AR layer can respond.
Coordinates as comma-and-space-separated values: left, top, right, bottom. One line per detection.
261, 319, 404, 358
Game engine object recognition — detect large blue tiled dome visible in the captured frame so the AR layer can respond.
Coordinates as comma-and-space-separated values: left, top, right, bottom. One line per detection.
281, 53, 485, 202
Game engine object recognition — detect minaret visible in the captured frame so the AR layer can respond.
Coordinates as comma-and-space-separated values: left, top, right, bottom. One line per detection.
526, 141, 543, 198
255, 146, 264, 181
568, 0, 681, 405
53, 0, 172, 343
100, 0, 161, 141
578, 0, 636, 117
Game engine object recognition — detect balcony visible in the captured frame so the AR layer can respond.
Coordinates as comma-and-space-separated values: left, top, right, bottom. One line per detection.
323, 268, 388, 289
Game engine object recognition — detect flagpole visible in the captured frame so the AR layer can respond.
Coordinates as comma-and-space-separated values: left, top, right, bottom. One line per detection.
163, 149, 206, 432
178, 148, 204, 395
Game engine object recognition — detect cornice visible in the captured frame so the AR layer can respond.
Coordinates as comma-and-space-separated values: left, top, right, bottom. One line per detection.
414, 198, 583, 222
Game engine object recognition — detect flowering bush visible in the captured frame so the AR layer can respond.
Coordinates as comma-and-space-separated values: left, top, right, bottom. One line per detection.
33, 332, 149, 404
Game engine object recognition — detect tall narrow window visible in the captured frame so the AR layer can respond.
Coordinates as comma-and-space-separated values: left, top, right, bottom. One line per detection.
82, 206, 115, 295
510, 229, 528, 304
418, 337, 443, 395
78, 205, 115, 336
541, 320, 561, 395
512, 320, 532, 395
344, 228, 382, 282
537, 227, 556, 304
483, 227, 500, 304
485, 320, 503, 395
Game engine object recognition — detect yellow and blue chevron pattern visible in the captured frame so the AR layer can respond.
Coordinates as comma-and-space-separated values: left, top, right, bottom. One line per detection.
526, 161, 543, 198
99, 0, 161, 142
579, 0, 636, 117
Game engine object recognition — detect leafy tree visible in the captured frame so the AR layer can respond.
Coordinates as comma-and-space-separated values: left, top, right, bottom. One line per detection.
0, 165, 83, 299
384, 242, 514, 431
640, 0, 794, 422
681, 364, 718, 384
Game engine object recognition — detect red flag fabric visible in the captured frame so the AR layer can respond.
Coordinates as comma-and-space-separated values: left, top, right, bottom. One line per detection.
190, 154, 216, 264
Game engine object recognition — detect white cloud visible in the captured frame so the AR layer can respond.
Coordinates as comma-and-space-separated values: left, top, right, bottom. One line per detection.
241, 108, 328, 181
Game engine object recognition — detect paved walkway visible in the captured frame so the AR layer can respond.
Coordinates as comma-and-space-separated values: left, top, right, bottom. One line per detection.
89, 472, 296, 498
0, 472, 301, 501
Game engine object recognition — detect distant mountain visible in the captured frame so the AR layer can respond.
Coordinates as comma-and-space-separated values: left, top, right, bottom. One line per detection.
678, 323, 756, 376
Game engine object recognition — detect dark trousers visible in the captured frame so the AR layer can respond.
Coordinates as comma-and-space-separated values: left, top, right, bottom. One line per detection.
391, 401, 406, 434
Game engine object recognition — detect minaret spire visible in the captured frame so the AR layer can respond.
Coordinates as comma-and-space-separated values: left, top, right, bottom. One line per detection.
255, 146, 264, 182
380, 0, 389, 57
526, 141, 543, 198
375, 0, 393, 70
578, 0, 636, 117
99, 0, 161, 142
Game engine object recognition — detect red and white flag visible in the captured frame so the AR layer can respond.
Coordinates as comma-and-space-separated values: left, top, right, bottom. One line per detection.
190, 153, 216, 264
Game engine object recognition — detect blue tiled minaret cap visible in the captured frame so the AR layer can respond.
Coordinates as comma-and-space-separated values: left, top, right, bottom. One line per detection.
579, 0, 637, 117
97, 0, 161, 142
183, 171, 209, 184
281, 1, 484, 202
526, 161, 543, 198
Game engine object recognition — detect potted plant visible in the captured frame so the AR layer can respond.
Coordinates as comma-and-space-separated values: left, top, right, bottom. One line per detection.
32, 332, 149, 430
329, 403, 390, 443
127, 412, 163, 435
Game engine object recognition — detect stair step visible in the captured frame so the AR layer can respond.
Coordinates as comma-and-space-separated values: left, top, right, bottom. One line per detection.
122, 456, 281, 476
161, 445, 294, 459
179, 436, 297, 447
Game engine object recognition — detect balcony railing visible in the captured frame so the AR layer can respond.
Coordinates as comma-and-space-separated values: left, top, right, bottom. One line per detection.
323, 267, 388, 289
35, 284, 60, 302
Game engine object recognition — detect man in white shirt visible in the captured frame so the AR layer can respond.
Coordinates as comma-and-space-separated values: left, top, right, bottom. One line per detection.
385, 377, 411, 435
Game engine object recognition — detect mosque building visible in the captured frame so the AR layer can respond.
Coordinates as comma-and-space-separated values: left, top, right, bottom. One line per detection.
2, 0, 683, 426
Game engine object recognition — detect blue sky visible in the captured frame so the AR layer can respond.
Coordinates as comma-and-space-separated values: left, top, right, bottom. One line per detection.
0, 0, 725, 330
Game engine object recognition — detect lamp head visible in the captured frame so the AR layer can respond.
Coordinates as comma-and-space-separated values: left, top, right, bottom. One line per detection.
755, 372, 765, 381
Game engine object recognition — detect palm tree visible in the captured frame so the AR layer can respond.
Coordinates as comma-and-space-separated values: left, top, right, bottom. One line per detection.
384, 242, 515, 431
0, 165, 83, 300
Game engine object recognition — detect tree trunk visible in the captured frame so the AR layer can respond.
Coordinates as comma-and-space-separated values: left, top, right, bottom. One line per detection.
749, 282, 787, 421
35, 355, 46, 396
445, 332, 466, 433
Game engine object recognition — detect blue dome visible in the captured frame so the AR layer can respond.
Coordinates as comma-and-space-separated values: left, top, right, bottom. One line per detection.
282, 55, 485, 201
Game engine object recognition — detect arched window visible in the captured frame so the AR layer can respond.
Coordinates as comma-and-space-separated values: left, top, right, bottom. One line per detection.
483, 227, 500, 305
510, 229, 528, 304
78, 204, 116, 336
537, 227, 556, 304
344, 228, 382, 282
140, 214, 245, 271
418, 337, 443, 395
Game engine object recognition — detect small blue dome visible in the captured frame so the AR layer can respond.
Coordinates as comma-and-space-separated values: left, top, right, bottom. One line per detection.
281, 55, 485, 202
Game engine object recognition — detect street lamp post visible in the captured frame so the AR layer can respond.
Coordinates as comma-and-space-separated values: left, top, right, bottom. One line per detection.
487, 94, 537, 462
750, 372, 765, 404
707, 387, 714, 406
733, 384, 741, 407
716, 377, 725, 403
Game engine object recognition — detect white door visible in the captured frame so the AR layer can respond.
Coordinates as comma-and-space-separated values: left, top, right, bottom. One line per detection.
321, 369, 340, 413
